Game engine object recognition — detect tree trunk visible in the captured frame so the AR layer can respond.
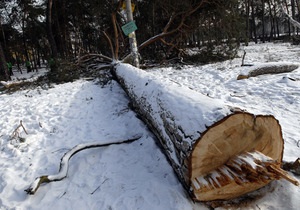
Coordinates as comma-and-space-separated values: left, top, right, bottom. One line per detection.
251, 0, 258, 43
111, 64, 297, 201
279, 0, 300, 31
125, 0, 139, 67
284, 0, 292, 36
267, 0, 274, 40
245, 0, 250, 44
0, 42, 10, 81
274, 5, 280, 37
262, 0, 265, 43
292, 0, 296, 35
46, 0, 58, 63
237, 62, 299, 80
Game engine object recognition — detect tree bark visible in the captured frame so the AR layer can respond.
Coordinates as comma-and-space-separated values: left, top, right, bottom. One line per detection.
245, 0, 250, 44
279, 0, 300, 30
46, 0, 58, 61
112, 63, 290, 201
251, 0, 258, 43
125, 0, 139, 67
267, 0, 274, 40
262, 0, 265, 43
0, 42, 10, 81
237, 62, 299, 80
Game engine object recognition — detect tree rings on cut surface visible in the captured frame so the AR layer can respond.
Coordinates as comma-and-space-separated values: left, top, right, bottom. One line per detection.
190, 113, 284, 201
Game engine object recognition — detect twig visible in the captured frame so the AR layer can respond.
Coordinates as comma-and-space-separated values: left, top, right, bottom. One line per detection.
77, 53, 112, 64
90, 178, 108, 195
241, 50, 246, 66
59, 192, 66, 199
11, 120, 28, 140
103, 31, 115, 61
20, 120, 28, 135
90, 185, 101, 195
230, 94, 246, 98
25, 134, 143, 195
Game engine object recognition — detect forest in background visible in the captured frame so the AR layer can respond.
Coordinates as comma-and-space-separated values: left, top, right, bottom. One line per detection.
0, 0, 300, 81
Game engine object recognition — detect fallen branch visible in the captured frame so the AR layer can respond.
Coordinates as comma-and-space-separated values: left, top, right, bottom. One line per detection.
90, 178, 108, 195
25, 134, 142, 195
11, 120, 28, 142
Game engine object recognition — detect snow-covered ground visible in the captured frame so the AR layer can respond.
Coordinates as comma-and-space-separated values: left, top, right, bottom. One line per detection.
0, 42, 299, 209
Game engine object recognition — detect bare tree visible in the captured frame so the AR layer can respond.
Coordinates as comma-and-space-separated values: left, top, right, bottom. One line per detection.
278, 0, 300, 30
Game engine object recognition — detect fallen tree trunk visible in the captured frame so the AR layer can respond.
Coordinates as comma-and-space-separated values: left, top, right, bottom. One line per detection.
237, 62, 299, 80
112, 63, 298, 201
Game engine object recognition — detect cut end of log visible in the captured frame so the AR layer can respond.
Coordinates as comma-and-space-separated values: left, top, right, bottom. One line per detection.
190, 113, 286, 201
237, 75, 249, 80
190, 150, 299, 201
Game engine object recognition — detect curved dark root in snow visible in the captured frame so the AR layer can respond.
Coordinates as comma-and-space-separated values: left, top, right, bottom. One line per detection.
25, 134, 143, 195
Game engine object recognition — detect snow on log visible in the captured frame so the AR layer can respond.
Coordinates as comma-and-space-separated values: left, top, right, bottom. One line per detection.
237, 62, 299, 80
0, 80, 28, 88
112, 63, 299, 201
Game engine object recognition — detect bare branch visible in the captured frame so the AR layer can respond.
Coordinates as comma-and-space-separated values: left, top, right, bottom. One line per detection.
20, 120, 28, 135
138, 0, 207, 51
11, 120, 28, 141
76, 53, 113, 67
103, 31, 116, 61
112, 12, 119, 60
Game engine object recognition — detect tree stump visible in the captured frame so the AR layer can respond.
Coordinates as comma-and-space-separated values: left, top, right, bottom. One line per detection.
112, 63, 298, 201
